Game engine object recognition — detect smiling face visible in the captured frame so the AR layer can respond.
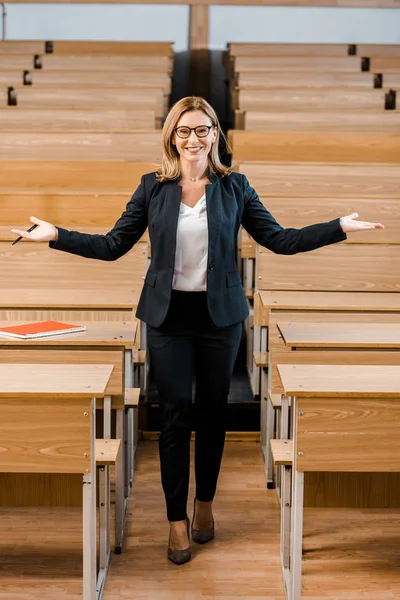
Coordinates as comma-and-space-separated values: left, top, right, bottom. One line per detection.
173, 110, 217, 166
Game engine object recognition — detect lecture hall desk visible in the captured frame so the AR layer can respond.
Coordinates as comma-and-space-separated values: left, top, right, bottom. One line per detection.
277, 363, 400, 600
269, 321, 400, 507
253, 291, 400, 487
0, 363, 113, 600
0, 320, 138, 554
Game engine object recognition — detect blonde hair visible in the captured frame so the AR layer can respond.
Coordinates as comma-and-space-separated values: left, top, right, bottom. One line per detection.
156, 96, 232, 182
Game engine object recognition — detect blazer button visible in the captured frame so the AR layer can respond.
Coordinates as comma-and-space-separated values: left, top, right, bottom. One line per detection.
209, 263, 214, 271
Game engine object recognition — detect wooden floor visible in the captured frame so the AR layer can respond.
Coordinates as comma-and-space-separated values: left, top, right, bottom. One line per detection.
1, 441, 400, 599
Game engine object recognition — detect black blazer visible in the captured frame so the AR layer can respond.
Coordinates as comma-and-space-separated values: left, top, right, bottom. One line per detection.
51, 171, 346, 327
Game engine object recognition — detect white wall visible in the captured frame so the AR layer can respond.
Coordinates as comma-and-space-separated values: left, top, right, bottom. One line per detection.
6, 4, 190, 52
209, 6, 400, 50
6, 4, 400, 51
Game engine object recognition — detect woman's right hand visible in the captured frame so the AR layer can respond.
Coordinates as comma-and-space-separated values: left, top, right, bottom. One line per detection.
11, 216, 58, 243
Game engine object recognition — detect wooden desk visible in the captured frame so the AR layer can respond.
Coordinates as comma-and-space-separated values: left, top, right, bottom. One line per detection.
278, 321, 400, 348
277, 364, 400, 600
0, 363, 113, 600
0, 320, 139, 554
253, 291, 400, 485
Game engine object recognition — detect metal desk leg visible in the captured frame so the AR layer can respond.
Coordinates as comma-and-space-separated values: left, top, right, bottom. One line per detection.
83, 397, 96, 600
124, 349, 135, 493
115, 408, 125, 554
289, 396, 304, 600
97, 465, 110, 599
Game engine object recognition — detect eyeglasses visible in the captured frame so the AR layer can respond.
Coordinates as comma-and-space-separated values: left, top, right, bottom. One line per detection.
174, 125, 214, 139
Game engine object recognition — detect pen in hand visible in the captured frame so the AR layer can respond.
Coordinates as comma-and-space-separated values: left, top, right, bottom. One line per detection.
11, 224, 39, 246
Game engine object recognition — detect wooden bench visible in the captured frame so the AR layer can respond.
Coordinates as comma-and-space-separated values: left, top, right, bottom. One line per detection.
45, 41, 174, 57
230, 131, 400, 163
238, 162, 400, 196
0, 54, 37, 69
227, 42, 351, 58
39, 54, 172, 74
369, 57, 400, 72
234, 71, 377, 89
233, 88, 392, 112
0, 191, 148, 241
357, 44, 400, 57
383, 73, 400, 88
0, 40, 174, 57
0, 70, 23, 85
10, 86, 167, 115
25, 69, 172, 93
232, 56, 362, 74
0, 240, 148, 307
235, 109, 400, 132
0, 107, 159, 131
240, 195, 400, 265
0, 160, 154, 192
0, 131, 162, 161
0, 362, 114, 600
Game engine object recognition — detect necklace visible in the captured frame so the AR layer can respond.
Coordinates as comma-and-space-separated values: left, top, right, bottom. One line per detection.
181, 172, 206, 183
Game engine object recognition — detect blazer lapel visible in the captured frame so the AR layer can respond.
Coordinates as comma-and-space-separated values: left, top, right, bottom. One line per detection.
166, 181, 182, 268
206, 176, 221, 258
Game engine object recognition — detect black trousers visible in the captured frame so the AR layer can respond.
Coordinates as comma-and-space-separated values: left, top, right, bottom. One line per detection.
147, 290, 242, 522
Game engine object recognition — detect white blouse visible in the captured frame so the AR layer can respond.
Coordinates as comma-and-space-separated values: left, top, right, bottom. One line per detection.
172, 193, 208, 292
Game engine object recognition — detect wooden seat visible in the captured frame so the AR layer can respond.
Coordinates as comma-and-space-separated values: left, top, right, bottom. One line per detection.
230, 131, 400, 163
270, 439, 293, 466
0, 71, 23, 85
40, 54, 172, 73
11, 86, 167, 114
0, 160, 154, 192
369, 57, 400, 73
357, 44, 400, 58
233, 56, 362, 73
46, 41, 174, 57
124, 388, 140, 408
234, 71, 376, 89
233, 88, 391, 112
235, 109, 400, 132
96, 438, 121, 466
0, 40, 174, 57
134, 349, 147, 365
227, 42, 350, 58
0, 241, 148, 309
25, 69, 172, 93
0, 131, 162, 161
238, 162, 400, 196
253, 351, 268, 368
0, 107, 159, 131
267, 389, 283, 409
0, 54, 36, 69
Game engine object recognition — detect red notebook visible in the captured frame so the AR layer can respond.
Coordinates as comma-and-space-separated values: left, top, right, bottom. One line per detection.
0, 321, 87, 339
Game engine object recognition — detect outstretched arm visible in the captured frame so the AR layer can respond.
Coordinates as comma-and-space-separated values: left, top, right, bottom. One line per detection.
241, 176, 383, 255
11, 177, 148, 261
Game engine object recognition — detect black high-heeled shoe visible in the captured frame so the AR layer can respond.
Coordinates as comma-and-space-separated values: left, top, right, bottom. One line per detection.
191, 498, 215, 544
168, 517, 191, 565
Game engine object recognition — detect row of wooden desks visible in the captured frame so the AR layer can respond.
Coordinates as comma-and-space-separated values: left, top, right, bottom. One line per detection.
277, 363, 400, 600
0, 319, 140, 556
0, 363, 115, 600
264, 317, 400, 598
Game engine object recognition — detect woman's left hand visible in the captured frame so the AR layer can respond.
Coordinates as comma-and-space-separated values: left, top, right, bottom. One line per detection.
340, 213, 384, 233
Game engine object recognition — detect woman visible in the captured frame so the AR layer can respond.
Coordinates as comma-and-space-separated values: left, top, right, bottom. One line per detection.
12, 96, 384, 565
